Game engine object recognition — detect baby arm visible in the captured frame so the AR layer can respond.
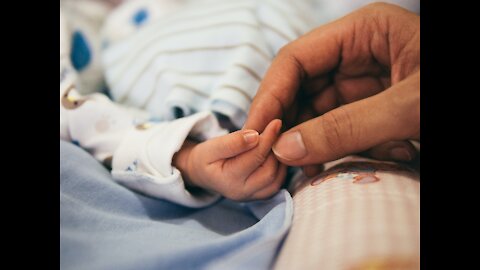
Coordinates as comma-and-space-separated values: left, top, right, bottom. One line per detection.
173, 119, 287, 201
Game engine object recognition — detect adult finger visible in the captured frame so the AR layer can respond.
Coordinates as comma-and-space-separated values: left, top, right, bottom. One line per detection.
272, 72, 420, 166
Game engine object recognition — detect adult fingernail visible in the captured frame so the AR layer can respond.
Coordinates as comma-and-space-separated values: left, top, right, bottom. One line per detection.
273, 131, 307, 160
243, 130, 259, 144
390, 147, 412, 161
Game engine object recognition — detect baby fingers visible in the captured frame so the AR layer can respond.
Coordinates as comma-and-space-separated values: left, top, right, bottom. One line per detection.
247, 163, 287, 201
226, 154, 286, 201
199, 129, 260, 164
223, 119, 282, 178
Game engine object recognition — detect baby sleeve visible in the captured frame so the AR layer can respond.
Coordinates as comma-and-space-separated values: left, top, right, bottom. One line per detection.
111, 111, 227, 207
61, 84, 226, 207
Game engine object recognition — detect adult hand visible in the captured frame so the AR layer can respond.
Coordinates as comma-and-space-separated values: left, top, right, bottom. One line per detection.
243, 3, 419, 174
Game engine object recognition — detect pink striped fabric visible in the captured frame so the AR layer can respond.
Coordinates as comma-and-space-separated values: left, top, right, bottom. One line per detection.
275, 156, 420, 270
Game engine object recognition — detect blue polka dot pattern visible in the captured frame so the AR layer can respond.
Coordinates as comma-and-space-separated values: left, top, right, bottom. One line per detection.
133, 9, 148, 26
70, 31, 91, 71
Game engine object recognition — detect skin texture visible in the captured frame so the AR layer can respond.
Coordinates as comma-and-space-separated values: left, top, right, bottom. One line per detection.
173, 119, 286, 201
243, 3, 420, 176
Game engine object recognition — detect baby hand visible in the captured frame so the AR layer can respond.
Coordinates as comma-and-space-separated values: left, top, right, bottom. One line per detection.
175, 119, 286, 201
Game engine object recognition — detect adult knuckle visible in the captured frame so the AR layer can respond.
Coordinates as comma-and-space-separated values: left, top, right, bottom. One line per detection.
320, 108, 355, 156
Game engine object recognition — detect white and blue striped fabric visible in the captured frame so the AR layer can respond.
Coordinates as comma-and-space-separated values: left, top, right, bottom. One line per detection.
100, 0, 316, 128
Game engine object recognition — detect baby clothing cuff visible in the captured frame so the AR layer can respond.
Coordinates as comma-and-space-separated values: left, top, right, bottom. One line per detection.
112, 111, 228, 208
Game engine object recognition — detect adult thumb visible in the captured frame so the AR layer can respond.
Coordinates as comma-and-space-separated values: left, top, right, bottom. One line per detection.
272, 73, 420, 166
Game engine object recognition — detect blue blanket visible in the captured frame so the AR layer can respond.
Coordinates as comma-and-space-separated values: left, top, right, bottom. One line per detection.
60, 140, 293, 270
